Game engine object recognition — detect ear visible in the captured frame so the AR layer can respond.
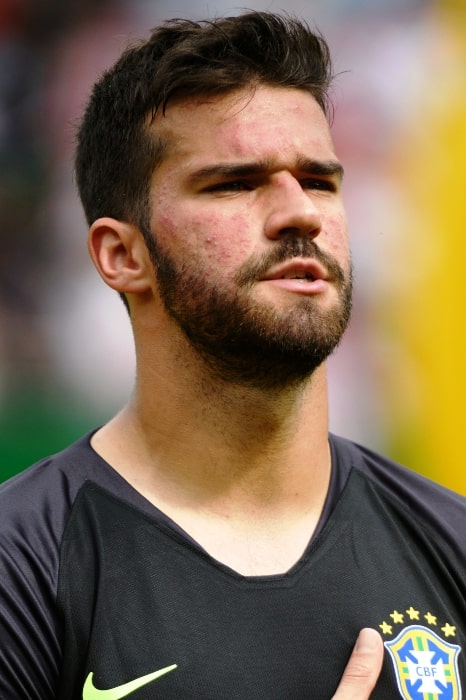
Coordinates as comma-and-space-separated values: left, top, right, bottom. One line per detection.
87, 217, 152, 296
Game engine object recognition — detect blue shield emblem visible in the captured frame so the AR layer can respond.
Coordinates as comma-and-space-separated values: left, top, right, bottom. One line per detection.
385, 624, 462, 700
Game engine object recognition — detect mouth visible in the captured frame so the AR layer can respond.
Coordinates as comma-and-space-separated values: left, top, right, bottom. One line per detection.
279, 272, 316, 281
260, 258, 328, 283
255, 258, 330, 297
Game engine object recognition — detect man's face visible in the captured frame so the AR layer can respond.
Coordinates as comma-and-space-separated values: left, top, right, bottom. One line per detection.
144, 85, 352, 388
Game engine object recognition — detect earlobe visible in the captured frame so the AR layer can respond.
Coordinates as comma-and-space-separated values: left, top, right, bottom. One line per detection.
87, 217, 152, 295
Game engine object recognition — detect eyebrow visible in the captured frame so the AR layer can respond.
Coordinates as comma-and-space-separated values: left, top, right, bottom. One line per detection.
187, 157, 344, 183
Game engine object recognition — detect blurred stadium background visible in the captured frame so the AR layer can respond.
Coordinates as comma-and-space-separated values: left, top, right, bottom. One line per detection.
0, 0, 465, 494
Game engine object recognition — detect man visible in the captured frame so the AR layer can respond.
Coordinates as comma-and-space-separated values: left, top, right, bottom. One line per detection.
0, 11, 464, 699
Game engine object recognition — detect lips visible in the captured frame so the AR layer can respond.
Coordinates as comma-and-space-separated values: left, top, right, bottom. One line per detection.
255, 258, 330, 296
259, 258, 328, 283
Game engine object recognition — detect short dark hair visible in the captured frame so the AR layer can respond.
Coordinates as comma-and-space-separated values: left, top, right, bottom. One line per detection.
75, 11, 334, 233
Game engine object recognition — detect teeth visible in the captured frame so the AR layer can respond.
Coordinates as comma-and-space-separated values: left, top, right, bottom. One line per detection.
281, 274, 314, 280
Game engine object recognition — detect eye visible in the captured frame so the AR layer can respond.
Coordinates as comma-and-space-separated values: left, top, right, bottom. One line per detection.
301, 178, 337, 192
207, 180, 252, 193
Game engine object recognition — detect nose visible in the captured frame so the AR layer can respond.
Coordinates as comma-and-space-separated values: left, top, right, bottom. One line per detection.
264, 175, 322, 241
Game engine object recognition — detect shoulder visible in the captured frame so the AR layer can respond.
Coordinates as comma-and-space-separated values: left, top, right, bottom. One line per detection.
0, 432, 105, 696
0, 433, 108, 601
329, 433, 466, 559
0, 432, 103, 540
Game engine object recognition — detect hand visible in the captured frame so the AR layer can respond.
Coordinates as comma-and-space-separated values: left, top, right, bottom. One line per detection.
331, 628, 384, 699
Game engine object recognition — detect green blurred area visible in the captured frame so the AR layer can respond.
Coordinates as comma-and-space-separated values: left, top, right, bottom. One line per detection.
0, 384, 103, 483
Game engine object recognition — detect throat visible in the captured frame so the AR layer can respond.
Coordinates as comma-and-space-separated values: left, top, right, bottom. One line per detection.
167, 505, 323, 576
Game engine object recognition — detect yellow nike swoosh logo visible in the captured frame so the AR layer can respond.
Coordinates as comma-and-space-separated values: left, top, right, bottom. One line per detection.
82, 664, 178, 699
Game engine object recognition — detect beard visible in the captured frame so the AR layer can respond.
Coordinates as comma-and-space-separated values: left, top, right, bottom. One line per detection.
143, 231, 352, 390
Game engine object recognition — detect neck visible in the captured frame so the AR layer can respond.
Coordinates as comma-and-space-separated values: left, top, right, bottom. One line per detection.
91, 335, 332, 574
95, 346, 330, 503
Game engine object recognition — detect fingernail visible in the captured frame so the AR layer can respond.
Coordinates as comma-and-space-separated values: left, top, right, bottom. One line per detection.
355, 628, 381, 652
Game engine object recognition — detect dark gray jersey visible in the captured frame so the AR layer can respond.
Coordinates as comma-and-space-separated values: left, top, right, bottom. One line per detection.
0, 433, 465, 698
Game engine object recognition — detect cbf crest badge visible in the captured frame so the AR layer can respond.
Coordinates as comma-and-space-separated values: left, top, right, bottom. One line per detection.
379, 607, 462, 700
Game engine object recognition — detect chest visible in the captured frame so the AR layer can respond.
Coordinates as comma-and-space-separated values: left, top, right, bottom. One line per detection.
57, 481, 466, 699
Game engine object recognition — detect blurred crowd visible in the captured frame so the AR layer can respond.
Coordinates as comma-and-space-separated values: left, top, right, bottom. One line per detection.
1, 0, 465, 493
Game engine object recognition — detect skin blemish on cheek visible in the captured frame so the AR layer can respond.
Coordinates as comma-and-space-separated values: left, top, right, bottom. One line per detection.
204, 232, 235, 263
153, 212, 177, 240
199, 210, 252, 259
322, 213, 350, 268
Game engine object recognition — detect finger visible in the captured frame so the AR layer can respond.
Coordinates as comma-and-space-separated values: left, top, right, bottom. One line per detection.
331, 628, 384, 699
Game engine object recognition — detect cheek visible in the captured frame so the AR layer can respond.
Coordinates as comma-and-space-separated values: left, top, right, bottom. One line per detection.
150, 191, 180, 245
155, 203, 253, 271
324, 212, 350, 261
202, 212, 253, 265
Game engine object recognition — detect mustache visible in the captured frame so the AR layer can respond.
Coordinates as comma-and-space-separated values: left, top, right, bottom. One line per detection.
235, 238, 349, 287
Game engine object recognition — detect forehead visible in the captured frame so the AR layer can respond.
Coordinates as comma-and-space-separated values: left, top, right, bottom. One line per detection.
152, 85, 336, 168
